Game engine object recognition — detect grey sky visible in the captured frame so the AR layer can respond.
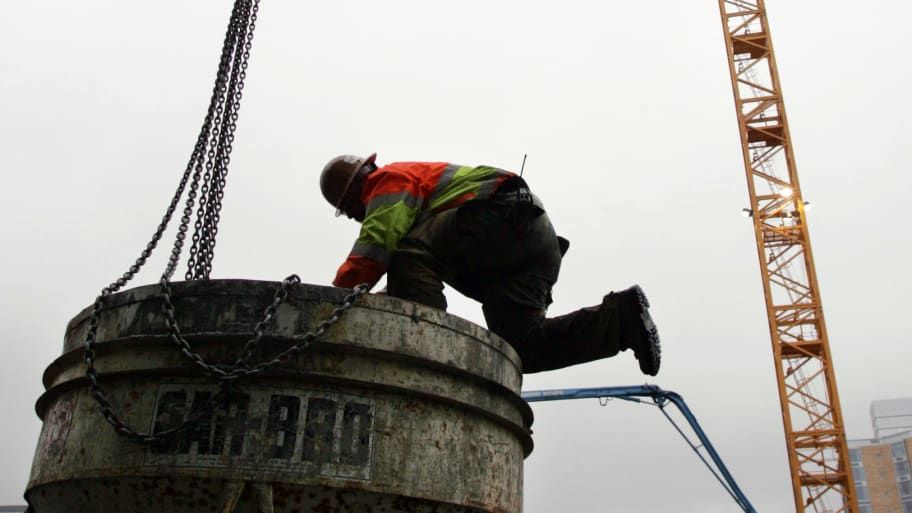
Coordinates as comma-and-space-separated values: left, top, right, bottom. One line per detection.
2, 1, 910, 511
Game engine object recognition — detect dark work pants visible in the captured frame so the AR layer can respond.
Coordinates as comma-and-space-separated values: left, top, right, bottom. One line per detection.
386, 201, 621, 373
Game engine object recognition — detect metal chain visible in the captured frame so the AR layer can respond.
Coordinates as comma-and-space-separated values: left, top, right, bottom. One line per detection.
234, 284, 368, 378
199, 5, 248, 276
83, 293, 225, 444
84, 0, 256, 430
85, 278, 368, 443
232, 272, 300, 369
185, 2, 236, 279
160, 280, 368, 382
202, 3, 258, 278
83, 0, 270, 444
82, 0, 370, 447
85, 310, 229, 444
186, 0, 242, 279
158, 274, 301, 380
165, 0, 252, 281
186, 0, 259, 281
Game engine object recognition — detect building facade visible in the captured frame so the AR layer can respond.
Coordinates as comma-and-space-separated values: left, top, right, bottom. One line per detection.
849, 397, 912, 513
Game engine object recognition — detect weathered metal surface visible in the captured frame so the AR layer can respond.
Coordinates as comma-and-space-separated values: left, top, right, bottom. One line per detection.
27, 280, 532, 513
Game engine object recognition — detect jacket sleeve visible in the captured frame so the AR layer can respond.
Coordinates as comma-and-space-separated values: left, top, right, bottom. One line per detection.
333, 171, 424, 289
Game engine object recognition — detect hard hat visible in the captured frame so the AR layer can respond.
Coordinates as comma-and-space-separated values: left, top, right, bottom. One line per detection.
319, 153, 377, 215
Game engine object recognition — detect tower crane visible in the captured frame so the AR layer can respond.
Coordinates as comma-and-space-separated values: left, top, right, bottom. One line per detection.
717, 2, 858, 512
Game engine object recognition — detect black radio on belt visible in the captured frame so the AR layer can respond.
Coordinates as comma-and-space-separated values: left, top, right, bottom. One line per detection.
496, 187, 532, 204
495, 177, 532, 203
495, 177, 545, 228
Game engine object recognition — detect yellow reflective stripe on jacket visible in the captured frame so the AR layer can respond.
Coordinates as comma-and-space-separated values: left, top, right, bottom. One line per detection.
355, 195, 421, 260
427, 165, 511, 211
366, 190, 423, 214
427, 163, 462, 203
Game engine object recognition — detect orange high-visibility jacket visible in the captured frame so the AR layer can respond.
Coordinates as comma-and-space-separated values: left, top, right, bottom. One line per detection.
333, 162, 516, 289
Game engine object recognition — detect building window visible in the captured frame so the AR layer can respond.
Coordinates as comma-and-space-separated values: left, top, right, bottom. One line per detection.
894, 443, 909, 459
853, 466, 867, 480
857, 485, 870, 502
896, 460, 911, 477
900, 480, 912, 497
902, 499, 912, 513
851, 448, 863, 462
859, 505, 871, 513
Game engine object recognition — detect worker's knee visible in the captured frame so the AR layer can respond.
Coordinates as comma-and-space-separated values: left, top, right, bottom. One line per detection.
387, 252, 447, 311
482, 304, 545, 345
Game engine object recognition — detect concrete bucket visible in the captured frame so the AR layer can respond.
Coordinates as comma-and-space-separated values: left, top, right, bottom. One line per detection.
26, 280, 533, 513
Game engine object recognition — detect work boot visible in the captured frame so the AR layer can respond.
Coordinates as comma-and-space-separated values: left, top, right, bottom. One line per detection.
613, 285, 661, 376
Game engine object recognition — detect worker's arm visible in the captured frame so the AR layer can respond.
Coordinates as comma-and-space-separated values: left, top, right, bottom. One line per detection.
333, 171, 423, 289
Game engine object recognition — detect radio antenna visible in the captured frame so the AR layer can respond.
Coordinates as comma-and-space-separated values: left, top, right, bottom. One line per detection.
520, 154, 527, 177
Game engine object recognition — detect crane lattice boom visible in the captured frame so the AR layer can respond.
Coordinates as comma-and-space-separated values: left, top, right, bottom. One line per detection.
717, 1, 858, 512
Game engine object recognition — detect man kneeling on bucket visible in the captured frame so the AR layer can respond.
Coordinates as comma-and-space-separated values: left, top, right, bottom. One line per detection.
320, 153, 661, 376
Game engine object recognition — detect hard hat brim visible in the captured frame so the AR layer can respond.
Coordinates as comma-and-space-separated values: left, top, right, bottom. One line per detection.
334, 152, 377, 217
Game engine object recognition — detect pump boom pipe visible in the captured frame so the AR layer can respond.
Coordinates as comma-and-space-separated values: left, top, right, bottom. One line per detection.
522, 385, 757, 513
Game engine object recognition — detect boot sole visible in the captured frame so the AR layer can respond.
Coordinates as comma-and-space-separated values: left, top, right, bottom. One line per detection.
632, 285, 661, 376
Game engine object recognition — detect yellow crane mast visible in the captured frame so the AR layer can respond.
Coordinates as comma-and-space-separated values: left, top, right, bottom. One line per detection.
717, 2, 858, 512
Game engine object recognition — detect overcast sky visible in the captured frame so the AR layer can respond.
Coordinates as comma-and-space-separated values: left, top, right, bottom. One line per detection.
2, 1, 910, 511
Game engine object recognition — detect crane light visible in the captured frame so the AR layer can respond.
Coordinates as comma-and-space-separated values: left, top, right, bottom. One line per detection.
780, 187, 793, 198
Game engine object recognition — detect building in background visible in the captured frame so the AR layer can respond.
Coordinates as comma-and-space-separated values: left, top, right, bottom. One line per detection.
873, 399, 912, 440
850, 397, 912, 513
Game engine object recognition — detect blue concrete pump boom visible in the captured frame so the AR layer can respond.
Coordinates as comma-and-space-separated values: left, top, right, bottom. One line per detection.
522, 385, 757, 513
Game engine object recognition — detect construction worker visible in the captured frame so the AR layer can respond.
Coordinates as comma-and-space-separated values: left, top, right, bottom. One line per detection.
320, 153, 661, 375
